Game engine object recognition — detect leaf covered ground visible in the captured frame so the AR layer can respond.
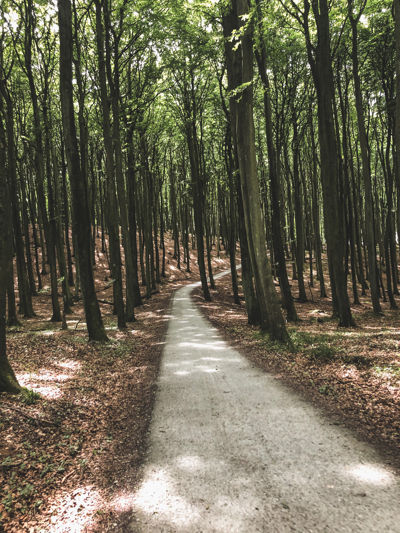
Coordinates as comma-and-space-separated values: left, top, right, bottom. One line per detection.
193, 273, 400, 473
0, 239, 229, 532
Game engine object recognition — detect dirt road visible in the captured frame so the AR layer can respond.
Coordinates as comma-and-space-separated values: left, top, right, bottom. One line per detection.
131, 271, 400, 532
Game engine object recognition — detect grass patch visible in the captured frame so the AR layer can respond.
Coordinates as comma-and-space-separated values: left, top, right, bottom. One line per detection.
373, 364, 400, 377
251, 328, 341, 362
252, 331, 292, 353
288, 329, 342, 349
307, 343, 337, 362
318, 384, 335, 395
19, 388, 41, 405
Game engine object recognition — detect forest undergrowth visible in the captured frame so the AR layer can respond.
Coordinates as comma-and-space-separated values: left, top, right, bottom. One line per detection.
0, 235, 229, 533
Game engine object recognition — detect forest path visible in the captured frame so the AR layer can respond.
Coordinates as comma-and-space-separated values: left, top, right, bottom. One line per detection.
130, 270, 400, 532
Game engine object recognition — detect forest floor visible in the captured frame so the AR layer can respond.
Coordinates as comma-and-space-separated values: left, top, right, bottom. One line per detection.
193, 270, 400, 475
0, 237, 230, 532
2, 244, 400, 531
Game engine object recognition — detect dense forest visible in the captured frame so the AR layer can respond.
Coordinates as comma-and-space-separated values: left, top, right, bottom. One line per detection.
1, 0, 400, 527
2, 0, 400, 387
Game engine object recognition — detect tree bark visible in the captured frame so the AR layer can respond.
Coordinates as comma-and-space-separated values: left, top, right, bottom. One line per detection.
58, 0, 108, 341
0, 107, 21, 393
304, 0, 354, 326
224, 0, 289, 341
254, 0, 298, 320
348, 1, 381, 314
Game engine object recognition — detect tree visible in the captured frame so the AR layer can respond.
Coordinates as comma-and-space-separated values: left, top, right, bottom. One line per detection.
348, 0, 382, 314
0, 94, 21, 393
58, 0, 108, 342
223, 0, 289, 341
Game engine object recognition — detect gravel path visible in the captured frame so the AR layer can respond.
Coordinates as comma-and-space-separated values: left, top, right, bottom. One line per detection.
131, 271, 400, 532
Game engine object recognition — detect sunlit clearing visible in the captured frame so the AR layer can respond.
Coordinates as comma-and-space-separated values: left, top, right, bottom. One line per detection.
174, 370, 190, 376
41, 330, 56, 336
346, 464, 394, 486
134, 469, 200, 526
45, 485, 103, 533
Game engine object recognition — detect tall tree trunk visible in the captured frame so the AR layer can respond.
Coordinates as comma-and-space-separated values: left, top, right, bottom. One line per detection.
24, 0, 61, 322
0, 106, 21, 393
126, 131, 143, 306
186, 116, 211, 301
58, 0, 108, 341
95, 0, 125, 328
254, 1, 298, 320
0, 73, 35, 317
348, 2, 381, 314
394, 0, 400, 256
304, 0, 354, 326
224, 0, 289, 341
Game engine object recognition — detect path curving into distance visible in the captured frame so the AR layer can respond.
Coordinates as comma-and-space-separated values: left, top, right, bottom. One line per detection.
130, 270, 400, 532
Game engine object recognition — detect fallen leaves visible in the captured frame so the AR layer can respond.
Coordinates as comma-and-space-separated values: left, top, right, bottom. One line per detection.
1, 235, 231, 532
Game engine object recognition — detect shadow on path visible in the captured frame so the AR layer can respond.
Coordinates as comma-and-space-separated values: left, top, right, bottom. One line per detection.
130, 273, 400, 533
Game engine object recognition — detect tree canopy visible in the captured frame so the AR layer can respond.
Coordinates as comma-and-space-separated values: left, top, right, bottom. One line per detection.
1, 0, 400, 391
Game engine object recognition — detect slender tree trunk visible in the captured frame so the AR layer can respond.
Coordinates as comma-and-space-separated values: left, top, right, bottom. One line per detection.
126, 132, 143, 306
95, 0, 125, 328
186, 117, 211, 301
254, 3, 298, 320
224, 0, 289, 341
305, 0, 354, 326
0, 106, 21, 393
349, 3, 381, 314
0, 80, 35, 318
58, 0, 108, 341
24, 0, 61, 322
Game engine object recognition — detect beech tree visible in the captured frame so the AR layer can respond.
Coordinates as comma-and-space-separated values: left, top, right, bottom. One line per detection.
58, 0, 108, 341
223, 0, 289, 341
0, 86, 21, 392
2, 0, 400, 371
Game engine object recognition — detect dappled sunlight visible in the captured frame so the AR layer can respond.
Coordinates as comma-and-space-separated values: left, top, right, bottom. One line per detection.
18, 370, 72, 383
339, 367, 359, 379
107, 273, 400, 532
56, 359, 82, 371
199, 367, 218, 373
175, 455, 206, 473
165, 355, 242, 378
33, 384, 63, 399
345, 464, 395, 486
17, 359, 82, 400
131, 451, 400, 532
133, 468, 201, 528
44, 485, 103, 533
40, 329, 57, 336
178, 340, 226, 351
